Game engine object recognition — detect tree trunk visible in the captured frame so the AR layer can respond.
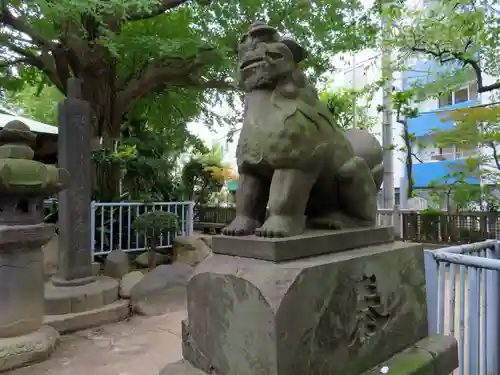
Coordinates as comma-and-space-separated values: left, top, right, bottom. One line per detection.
148, 236, 158, 270
80, 53, 122, 201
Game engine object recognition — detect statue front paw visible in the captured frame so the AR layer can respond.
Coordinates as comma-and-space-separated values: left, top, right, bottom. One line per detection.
222, 216, 261, 236
255, 215, 305, 238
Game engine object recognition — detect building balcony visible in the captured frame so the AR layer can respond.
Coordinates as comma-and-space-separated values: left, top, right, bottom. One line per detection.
407, 99, 480, 136
412, 159, 480, 188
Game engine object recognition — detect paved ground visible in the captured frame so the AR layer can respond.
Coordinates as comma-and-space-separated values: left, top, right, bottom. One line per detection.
9, 308, 186, 375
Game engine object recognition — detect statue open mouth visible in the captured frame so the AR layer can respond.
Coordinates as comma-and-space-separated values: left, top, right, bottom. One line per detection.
240, 58, 265, 71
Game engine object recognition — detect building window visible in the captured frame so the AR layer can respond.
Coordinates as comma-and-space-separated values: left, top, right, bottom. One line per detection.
438, 82, 478, 107
419, 144, 478, 162
454, 87, 469, 103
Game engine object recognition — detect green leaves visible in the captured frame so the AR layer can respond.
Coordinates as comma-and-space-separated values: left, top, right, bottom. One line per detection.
4, 84, 63, 125
384, 0, 500, 94
319, 87, 378, 131
132, 210, 180, 236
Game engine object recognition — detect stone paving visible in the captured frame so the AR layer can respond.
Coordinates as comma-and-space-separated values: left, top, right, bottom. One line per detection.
8, 307, 186, 375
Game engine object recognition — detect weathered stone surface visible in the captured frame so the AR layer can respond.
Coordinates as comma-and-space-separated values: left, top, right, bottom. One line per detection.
199, 236, 212, 249
92, 261, 101, 276
213, 226, 394, 262
414, 334, 458, 375
0, 224, 55, 338
45, 276, 119, 315
56, 78, 93, 282
0, 224, 55, 251
362, 335, 458, 375
120, 271, 144, 299
0, 325, 59, 373
0, 121, 67, 225
44, 300, 130, 334
182, 241, 427, 375
173, 236, 212, 267
42, 234, 59, 279
135, 252, 170, 268
160, 359, 212, 375
222, 21, 383, 238
104, 249, 129, 279
0, 121, 66, 371
131, 264, 193, 316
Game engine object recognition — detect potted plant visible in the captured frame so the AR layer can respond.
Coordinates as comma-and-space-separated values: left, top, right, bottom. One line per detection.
132, 210, 179, 269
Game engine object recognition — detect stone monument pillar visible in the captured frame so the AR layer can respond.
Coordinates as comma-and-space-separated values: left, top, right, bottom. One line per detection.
52, 78, 94, 285
0, 120, 66, 371
44, 78, 128, 333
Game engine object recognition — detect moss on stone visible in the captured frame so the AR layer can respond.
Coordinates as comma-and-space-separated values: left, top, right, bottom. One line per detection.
363, 347, 435, 375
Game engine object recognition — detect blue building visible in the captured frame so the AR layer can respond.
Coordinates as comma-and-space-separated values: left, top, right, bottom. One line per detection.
402, 58, 481, 191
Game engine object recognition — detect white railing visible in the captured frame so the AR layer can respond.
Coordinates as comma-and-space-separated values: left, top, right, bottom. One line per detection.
376, 206, 403, 238
425, 241, 500, 375
91, 201, 194, 256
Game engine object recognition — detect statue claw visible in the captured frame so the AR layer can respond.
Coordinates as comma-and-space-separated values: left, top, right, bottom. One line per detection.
222, 216, 261, 236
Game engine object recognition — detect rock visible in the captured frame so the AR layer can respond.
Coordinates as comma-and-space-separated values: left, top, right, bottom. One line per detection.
42, 234, 59, 278
172, 236, 212, 267
92, 261, 101, 276
130, 264, 193, 316
199, 236, 212, 249
134, 251, 170, 268
104, 249, 129, 279
119, 271, 144, 299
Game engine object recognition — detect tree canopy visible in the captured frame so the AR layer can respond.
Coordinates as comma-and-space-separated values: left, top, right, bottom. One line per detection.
0, 0, 378, 141
378, 0, 500, 209
385, 0, 500, 96
3, 84, 63, 125
319, 87, 378, 131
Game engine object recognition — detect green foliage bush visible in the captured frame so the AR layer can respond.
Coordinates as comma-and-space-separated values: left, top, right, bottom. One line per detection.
132, 211, 180, 269
132, 211, 179, 238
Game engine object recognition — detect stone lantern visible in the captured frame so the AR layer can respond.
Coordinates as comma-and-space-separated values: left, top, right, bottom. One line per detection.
0, 120, 68, 372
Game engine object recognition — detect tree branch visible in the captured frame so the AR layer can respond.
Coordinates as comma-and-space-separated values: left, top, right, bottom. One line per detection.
0, 56, 29, 67
0, 6, 56, 51
0, 6, 66, 92
0, 38, 64, 92
409, 45, 500, 93
488, 141, 500, 171
411, 152, 423, 163
126, 0, 192, 22
116, 49, 233, 115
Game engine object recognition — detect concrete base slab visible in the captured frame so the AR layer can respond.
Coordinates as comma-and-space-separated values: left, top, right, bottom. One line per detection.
212, 226, 394, 262
45, 276, 119, 315
0, 325, 59, 373
44, 300, 130, 334
159, 359, 209, 375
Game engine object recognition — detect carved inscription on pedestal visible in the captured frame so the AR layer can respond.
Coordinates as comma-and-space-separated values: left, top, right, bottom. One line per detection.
348, 274, 391, 347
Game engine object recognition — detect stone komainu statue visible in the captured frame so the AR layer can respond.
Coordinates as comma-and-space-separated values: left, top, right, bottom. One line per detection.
222, 21, 384, 238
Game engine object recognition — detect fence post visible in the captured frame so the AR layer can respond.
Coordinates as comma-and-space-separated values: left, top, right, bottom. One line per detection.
486, 242, 500, 374
187, 202, 194, 236
424, 250, 438, 334
392, 205, 401, 239
90, 200, 95, 261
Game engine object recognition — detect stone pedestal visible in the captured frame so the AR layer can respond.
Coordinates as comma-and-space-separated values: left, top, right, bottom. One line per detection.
160, 228, 458, 375
44, 78, 127, 334
0, 225, 60, 372
0, 121, 65, 372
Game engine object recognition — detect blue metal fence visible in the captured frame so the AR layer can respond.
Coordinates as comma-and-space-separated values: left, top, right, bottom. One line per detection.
425, 241, 500, 375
